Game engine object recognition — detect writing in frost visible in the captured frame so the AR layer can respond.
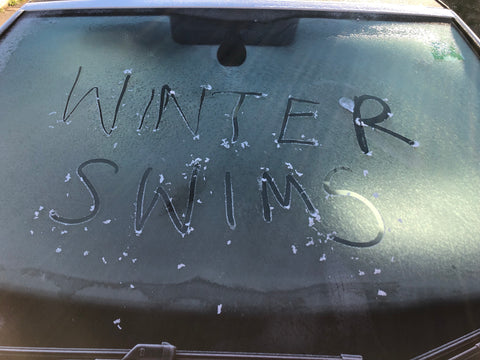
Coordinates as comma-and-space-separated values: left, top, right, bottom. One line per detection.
49, 159, 384, 248
48, 67, 418, 248
61, 67, 419, 154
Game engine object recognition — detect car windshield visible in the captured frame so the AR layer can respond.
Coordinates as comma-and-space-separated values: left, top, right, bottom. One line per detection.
0, 3, 479, 359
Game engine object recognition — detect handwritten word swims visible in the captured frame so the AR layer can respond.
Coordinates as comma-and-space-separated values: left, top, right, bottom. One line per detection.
62, 67, 417, 154
49, 159, 384, 248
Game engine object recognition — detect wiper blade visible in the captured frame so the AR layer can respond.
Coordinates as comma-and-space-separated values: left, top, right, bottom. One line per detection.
411, 328, 480, 360
0, 343, 361, 360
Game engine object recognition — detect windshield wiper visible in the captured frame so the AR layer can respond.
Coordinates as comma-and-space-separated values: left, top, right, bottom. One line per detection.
0, 343, 362, 360
411, 328, 480, 360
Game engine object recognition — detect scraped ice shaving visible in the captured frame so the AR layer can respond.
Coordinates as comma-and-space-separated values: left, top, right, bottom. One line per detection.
90, 205, 95, 212
305, 237, 314, 246
132, 258, 137, 263
102, 257, 107, 264
411, 141, 420, 148
365, 151, 373, 156
363, 170, 368, 176
123, 69, 132, 74
319, 253, 326, 261
358, 270, 365, 276
103, 219, 112, 224
387, 112, 393, 118
84, 227, 88, 231
285, 162, 293, 169
217, 304, 222, 314
177, 263, 186, 270
391, 256, 395, 262
227, 240, 232, 245
201, 84, 212, 90
60, 230, 68, 235
197, 199, 202, 204
113, 318, 122, 330
113, 142, 118, 149
291, 245, 297, 254
220, 138, 230, 149
193, 134, 200, 140
64, 173, 71, 182
377, 290, 387, 297
39, 206, 44, 211
159, 174, 164, 184
123, 252, 128, 257
83, 251, 89, 256
205, 157, 210, 163
55, 247, 62, 253
240, 141, 250, 149
130, 284, 135, 289
339, 97, 354, 113
295, 170, 303, 177
374, 268, 381, 275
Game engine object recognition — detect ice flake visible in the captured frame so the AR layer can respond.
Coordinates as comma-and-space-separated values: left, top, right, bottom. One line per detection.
64, 173, 71, 182
193, 134, 200, 140
240, 141, 250, 149
103, 219, 112, 224
201, 84, 212, 90
132, 258, 138, 263
387, 112, 393, 118
391, 256, 395, 263
123, 252, 128, 257
285, 162, 293, 169
220, 138, 230, 149
227, 240, 232, 245
34, 211, 39, 219
48, 111, 57, 116
90, 205, 95, 212
374, 268, 381, 275
339, 97, 354, 113
84, 227, 88, 231
365, 151, 373, 156
291, 245, 298, 254
319, 253, 327, 262
217, 304, 222, 314
377, 289, 387, 297
102, 257, 107, 264
197, 199, 202, 204
363, 170, 368, 177
177, 263, 186, 270
39, 206, 44, 211
60, 230, 68, 235
305, 238, 314, 246
205, 157, 210, 163
308, 217, 315, 227
411, 141, 420, 148
295, 170, 303, 177
159, 174, 164, 184
130, 284, 135, 289
55, 247, 62, 253
83, 250, 89, 256
123, 69, 132, 74
113, 142, 118, 149
358, 270, 365, 276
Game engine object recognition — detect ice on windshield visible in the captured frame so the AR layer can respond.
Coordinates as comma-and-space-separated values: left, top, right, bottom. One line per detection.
0, 14, 479, 311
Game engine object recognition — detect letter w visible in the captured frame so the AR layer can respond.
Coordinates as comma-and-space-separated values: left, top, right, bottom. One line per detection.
62, 66, 130, 136
135, 165, 200, 237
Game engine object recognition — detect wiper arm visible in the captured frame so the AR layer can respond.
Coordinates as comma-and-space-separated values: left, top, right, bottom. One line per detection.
411, 328, 480, 360
0, 343, 362, 360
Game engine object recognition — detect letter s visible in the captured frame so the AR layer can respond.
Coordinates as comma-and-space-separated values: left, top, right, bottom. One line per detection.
323, 167, 384, 247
